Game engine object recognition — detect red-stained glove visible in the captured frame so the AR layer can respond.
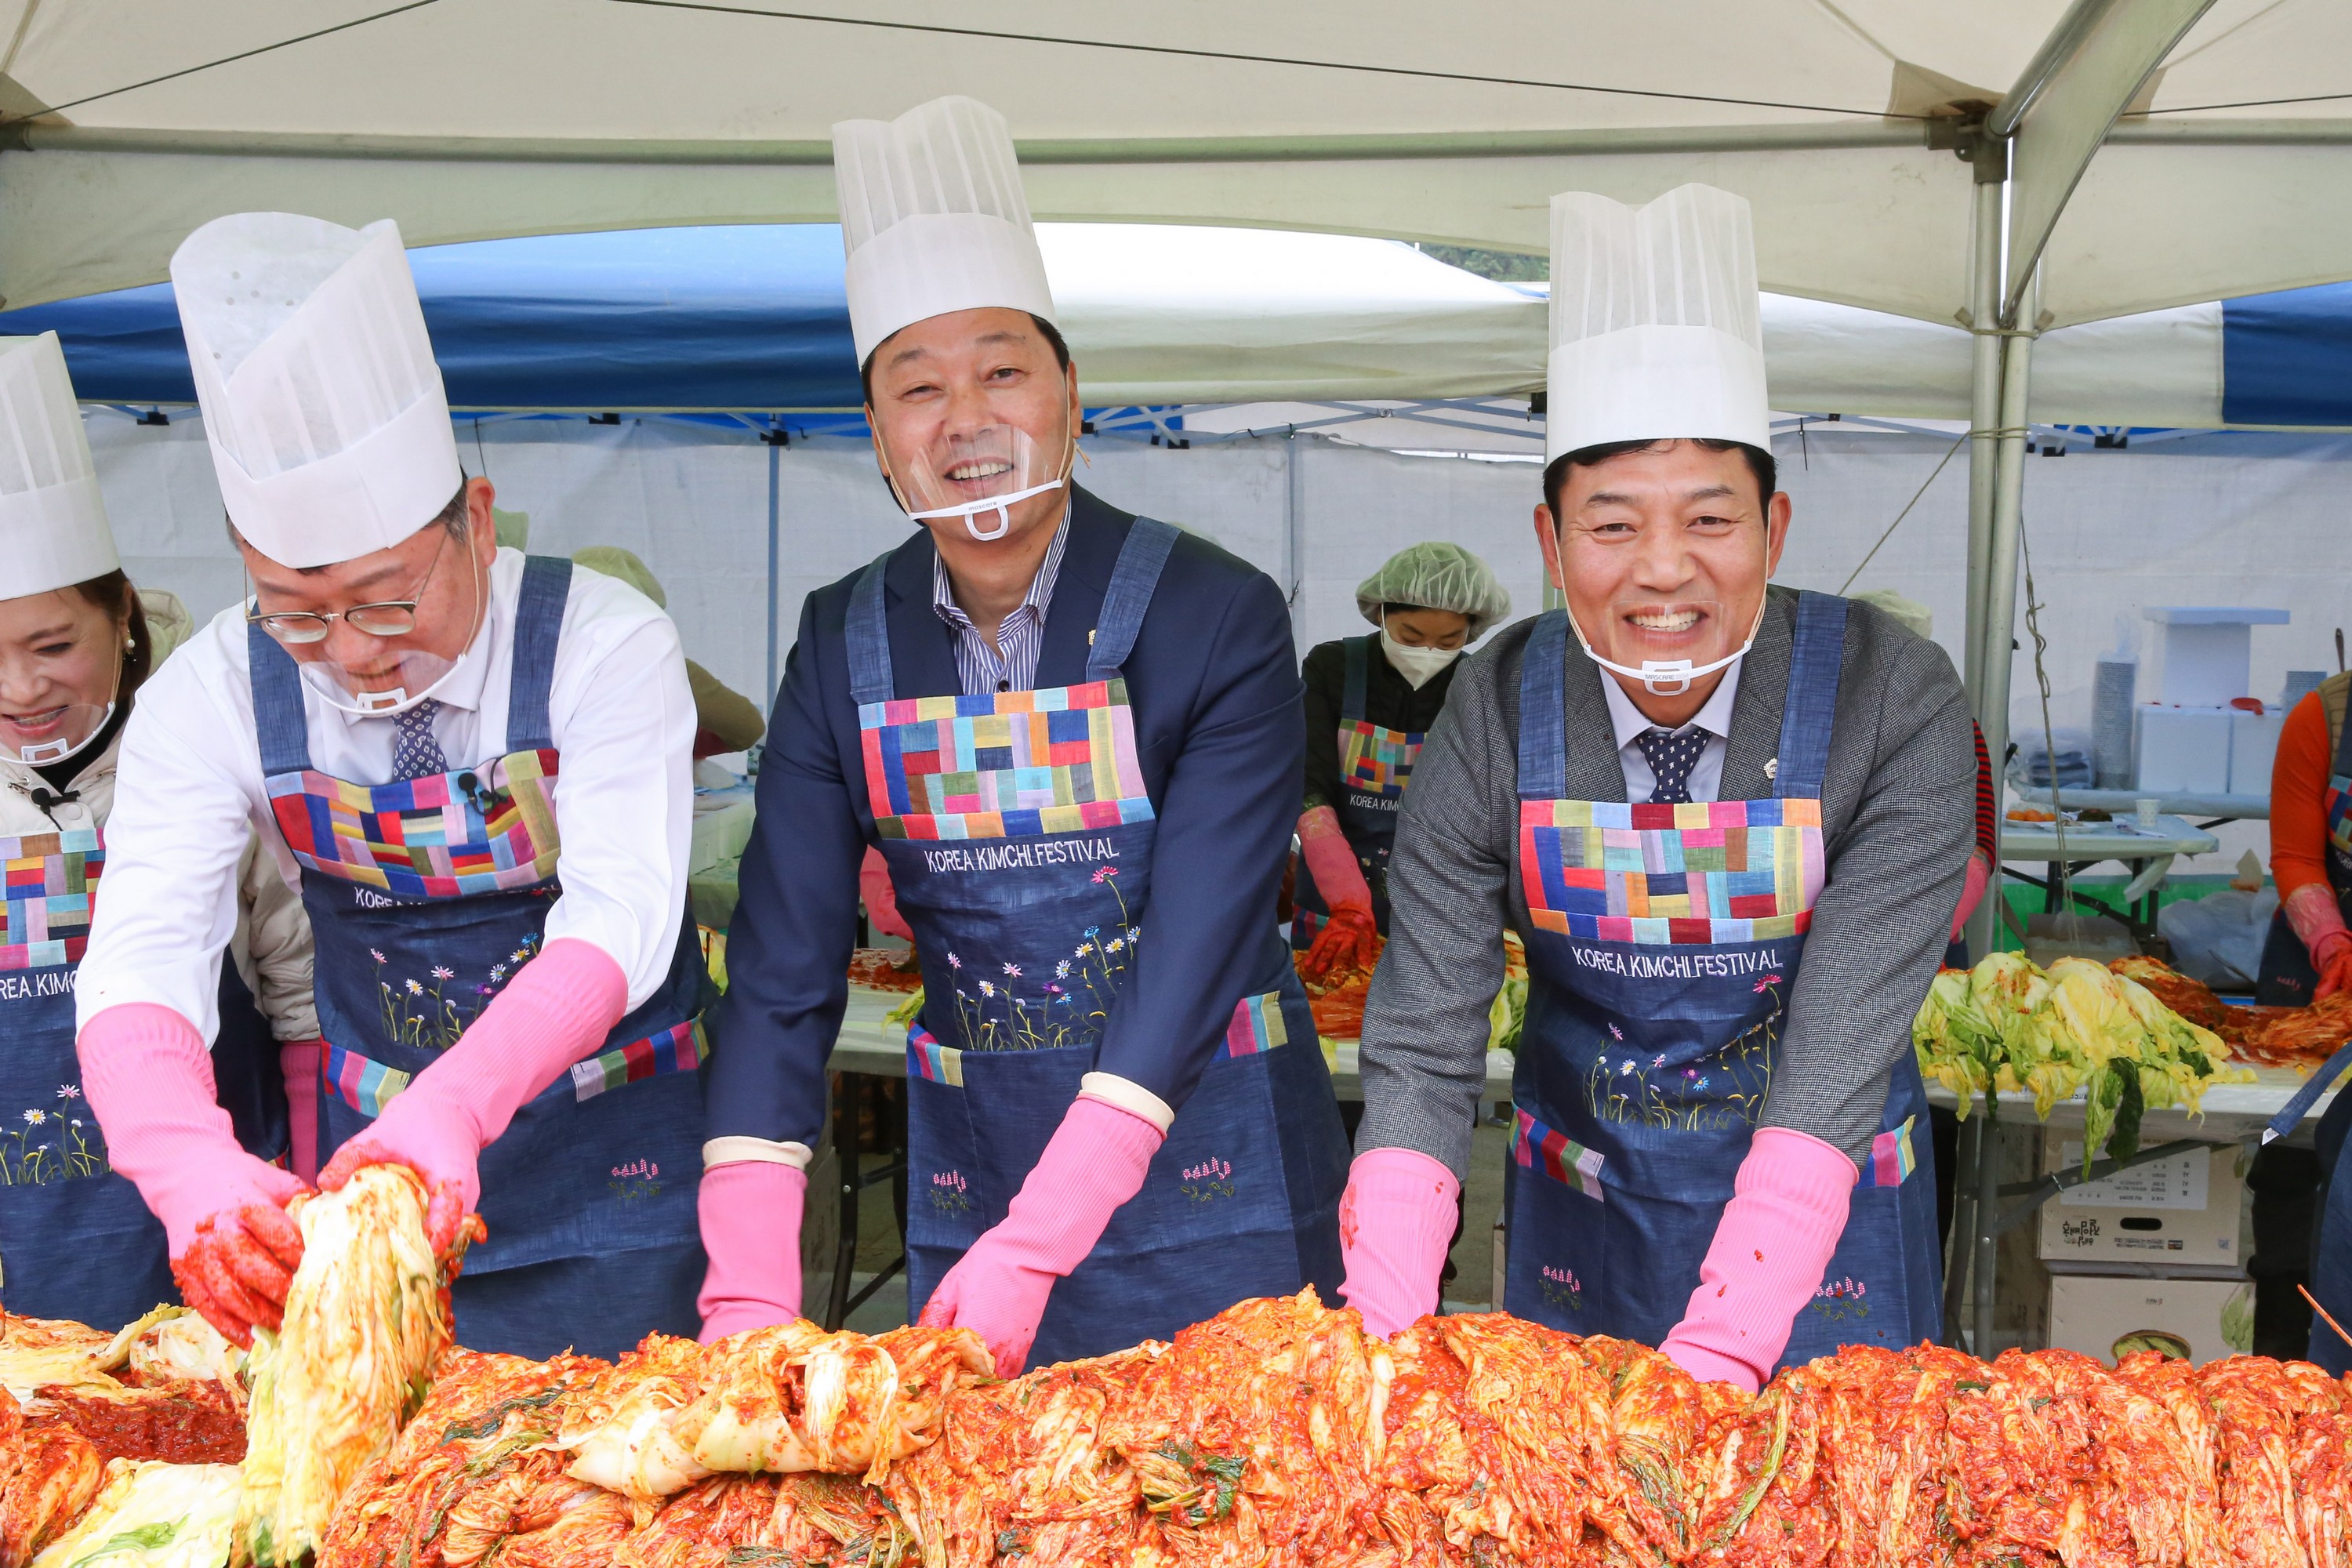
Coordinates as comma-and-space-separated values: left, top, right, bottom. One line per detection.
1305, 902, 1380, 982
918, 1094, 1162, 1377
2317, 931, 2352, 1002
281, 1040, 323, 1185
860, 847, 912, 942
318, 938, 628, 1254
1658, 1128, 1858, 1392
78, 1003, 310, 1347
1949, 850, 1991, 946
2286, 883, 2352, 1001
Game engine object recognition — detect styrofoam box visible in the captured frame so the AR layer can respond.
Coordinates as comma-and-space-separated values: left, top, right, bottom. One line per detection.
2037, 1141, 2244, 1268
2229, 708, 2286, 796
2047, 1273, 2254, 1364
2136, 706, 2233, 793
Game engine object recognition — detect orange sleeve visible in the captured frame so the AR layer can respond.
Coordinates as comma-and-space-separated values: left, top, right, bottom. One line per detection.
2270, 691, 2336, 902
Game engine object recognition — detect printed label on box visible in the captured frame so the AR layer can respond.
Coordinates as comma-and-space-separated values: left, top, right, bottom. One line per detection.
2057, 1144, 2209, 1211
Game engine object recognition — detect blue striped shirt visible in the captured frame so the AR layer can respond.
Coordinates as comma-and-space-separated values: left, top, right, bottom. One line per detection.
931, 513, 1071, 696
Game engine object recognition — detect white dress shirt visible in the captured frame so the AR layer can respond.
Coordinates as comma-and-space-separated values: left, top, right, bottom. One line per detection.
78, 549, 695, 1040
1599, 660, 1745, 804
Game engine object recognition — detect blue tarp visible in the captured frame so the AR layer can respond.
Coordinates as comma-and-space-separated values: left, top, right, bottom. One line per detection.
0, 224, 863, 412
2222, 281, 2352, 426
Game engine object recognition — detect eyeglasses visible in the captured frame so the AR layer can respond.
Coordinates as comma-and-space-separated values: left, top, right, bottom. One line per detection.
246, 526, 455, 644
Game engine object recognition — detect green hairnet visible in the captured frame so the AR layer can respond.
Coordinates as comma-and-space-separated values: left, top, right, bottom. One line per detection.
572, 546, 666, 609
1851, 588, 1931, 641
1355, 543, 1512, 639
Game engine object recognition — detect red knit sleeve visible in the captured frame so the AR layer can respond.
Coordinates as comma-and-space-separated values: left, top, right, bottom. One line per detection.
2270, 691, 2336, 903
1973, 720, 1997, 862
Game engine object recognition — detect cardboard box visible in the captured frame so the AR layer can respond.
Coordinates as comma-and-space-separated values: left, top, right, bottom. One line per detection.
2047, 1273, 2254, 1364
2037, 1141, 2245, 1269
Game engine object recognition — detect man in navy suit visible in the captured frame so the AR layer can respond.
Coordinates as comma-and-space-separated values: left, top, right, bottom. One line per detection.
694, 95, 1345, 1372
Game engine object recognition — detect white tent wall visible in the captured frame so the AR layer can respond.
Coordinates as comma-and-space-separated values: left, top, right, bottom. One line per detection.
82, 410, 2336, 878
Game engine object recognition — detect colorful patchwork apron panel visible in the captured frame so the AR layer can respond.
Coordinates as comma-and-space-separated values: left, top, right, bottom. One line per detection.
1341, 719, 1421, 800
0, 828, 100, 970
323, 1018, 706, 1119
267, 750, 562, 898
1519, 797, 1824, 945
859, 684, 1155, 840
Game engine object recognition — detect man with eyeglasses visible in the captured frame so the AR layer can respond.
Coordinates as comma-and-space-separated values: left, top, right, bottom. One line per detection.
75, 212, 707, 1359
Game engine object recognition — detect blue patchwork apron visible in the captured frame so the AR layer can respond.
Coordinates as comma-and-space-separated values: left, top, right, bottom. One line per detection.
1502, 593, 1941, 1361
1294, 633, 1424, 947
2260, 693, 2352, 1373
250, 555, 708, 1361
0, 828, 285, 1326
851, 518, 1347, 1367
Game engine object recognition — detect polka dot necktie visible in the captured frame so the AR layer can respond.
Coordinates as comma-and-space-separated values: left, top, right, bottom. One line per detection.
390, 699, 450, 780
1636, 725, 1705, 805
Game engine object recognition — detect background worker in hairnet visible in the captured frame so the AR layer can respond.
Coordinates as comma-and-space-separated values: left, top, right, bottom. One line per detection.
1294, 544, 1509, 983
571, 548, 765, 760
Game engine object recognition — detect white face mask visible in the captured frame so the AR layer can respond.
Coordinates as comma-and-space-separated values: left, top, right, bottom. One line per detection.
1381, 627, 1463, 690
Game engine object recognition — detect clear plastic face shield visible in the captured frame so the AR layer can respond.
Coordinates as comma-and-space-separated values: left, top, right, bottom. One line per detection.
880, 421, 1073, 543
246, 520, 485, 718
0, 630, 122, 768
1565, 595, 1764, 697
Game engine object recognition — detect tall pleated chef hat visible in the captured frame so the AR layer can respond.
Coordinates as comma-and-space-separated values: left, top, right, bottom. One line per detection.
1545, 183, 1768, 466
0, 333, 120, 599
172, 213, 461, 568
834, 95, 1058, 369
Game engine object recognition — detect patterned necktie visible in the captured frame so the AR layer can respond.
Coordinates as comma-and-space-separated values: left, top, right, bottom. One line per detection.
1636, 725, 1705, 805
390, 699, 449, 781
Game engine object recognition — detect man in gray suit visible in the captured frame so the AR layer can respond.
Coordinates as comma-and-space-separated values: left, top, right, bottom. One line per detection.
1332, 185, 1975, 1391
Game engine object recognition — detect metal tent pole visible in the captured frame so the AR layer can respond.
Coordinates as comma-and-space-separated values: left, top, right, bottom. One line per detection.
1970, 268, 2039, 1356
1962, 178, 2008, 710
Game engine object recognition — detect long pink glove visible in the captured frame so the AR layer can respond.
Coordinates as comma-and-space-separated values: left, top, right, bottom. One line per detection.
860, 847, 912, 942
1299, 805, 1373, 912
2285, 883, 2352, 997
1659, 1127, 1858, 1392
79, 1002, 310, 1347
1948, 851, 1991, 945
917, 1094, 1162, 1377
318, 937, 627, 1253
698, 1160, 808, 1343
280, 1040, 322, 1185
1337, 1146, 1460, 1338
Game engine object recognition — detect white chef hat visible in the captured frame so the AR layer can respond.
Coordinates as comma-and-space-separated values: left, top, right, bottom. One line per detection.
834, 95, 1058, 369
1545, 183, 1769, 466
172, 212, 462, 568
0, 333, 120, 600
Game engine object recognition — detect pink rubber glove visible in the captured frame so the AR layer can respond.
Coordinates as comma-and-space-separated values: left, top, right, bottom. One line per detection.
79, 1003, 310, 1347
1299, 805, 1374, 913
1337, 1147, 1461, 1338
1949, 850, 1991, 945
280, 1040, 322, 1185
318, 937, 628, 1254
1659, 1127, 1858, 1392
860, 847, 912, 942
2286, 883, 2352, 998
917, 1094, 1163, 1377
698, 1160, 809, 1343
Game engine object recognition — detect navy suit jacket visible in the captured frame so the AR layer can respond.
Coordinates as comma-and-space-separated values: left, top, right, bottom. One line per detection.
707, 486, 1306, 1146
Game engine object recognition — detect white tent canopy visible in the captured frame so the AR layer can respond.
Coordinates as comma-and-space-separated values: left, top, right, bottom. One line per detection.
5, 1, 2352, 327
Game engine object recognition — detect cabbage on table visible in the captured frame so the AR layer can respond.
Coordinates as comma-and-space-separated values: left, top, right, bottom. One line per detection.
237, 1167, 466, 1567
